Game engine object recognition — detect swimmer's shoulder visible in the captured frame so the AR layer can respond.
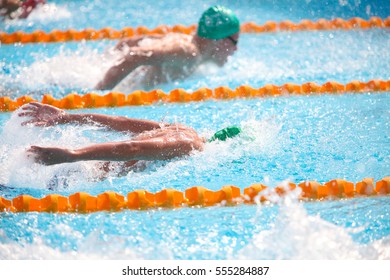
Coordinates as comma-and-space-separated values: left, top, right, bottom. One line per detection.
156, 33, 199, 55
165, 123, 201, 137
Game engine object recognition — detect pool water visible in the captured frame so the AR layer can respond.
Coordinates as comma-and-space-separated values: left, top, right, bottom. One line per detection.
0, 0, 389, 259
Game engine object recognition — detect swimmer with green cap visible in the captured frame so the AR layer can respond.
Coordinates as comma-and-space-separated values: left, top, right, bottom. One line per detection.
96, 5, 240, 90
208, 126, 242, 142
22, 103, 241, 179
197, 6, 240, 40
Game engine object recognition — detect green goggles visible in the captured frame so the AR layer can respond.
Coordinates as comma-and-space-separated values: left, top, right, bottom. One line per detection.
208, 126, 241, 142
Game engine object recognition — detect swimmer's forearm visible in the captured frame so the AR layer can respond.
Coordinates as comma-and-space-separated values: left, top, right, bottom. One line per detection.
68, 139, 187, 162
35, 138, 193, 164
28, 143, 140, 165
95, 66, 128, 90
69, 143, 133, 162
70, 142, 150, 162
95, 54, 146, 90
61, 113, 162, 133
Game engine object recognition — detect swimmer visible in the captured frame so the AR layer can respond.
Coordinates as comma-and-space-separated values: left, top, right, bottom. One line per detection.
0, 0, 46, 19
95, 5, 240, 90
0, 0, 19, 18
20, 102, 241, 177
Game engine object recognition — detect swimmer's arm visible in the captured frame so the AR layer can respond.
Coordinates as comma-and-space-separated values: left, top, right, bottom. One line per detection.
29, 138, 194, 165
0, 0, 21, 18
95, 46, 189, 90
72, 139, 194, 161
19, 102, 163, 133
61, 113, 163, 133
95, 54, 147, 90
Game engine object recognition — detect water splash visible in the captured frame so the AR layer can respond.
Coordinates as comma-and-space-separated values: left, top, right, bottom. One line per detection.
2, 3, 71, 27
237, 189, 390, 260
0, 229, 142, 260
25, 3, 72, 22
1, 194, 388, 260
0, 113, 282, 190
0, 108, 119, 190
0, 45, 117, 97
103, 117, 283, 192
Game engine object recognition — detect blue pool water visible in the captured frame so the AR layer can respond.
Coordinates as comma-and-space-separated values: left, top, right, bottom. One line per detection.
0, 0, 389, 259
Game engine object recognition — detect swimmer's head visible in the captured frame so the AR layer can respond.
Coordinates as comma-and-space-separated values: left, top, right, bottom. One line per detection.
197, 6, 240, 40
208, 126, 241, 142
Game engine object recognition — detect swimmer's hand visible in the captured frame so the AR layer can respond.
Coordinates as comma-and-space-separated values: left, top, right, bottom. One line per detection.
18, 102, 67, 126
27, 146, 74, 165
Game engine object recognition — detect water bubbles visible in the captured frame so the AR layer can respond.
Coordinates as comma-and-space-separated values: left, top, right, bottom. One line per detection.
237, 195, 390, 259
339, 0, 348, 6
26, 3, 72, 22
1, 44, 115, 97
366, 5, 371, 16
0, 1, 389, 261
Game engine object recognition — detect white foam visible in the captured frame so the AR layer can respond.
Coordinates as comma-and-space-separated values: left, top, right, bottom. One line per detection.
0, 229, 141, 260
26, 3, 72, 22
1, 194, 388, 260
237, 190, 390, 260
110, 118, 282, 189
10, 45, 114, 92
0, 215, 175, 260
2, 3, 71, 26
0, 108, 117, 189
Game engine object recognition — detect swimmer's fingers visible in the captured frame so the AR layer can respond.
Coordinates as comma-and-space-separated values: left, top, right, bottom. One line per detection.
26, 146, 43, 164
19, 103, 63, 126
26, 146, 51, 165
21, 120, 47, 127
25, 102, 41, 107
27, 146, 71, 166
20, 102, 41, 110
18, 103, 40, 116
21, 102, 57, 112
20, 119, 33, 126
18, 111, 38, 117
27, 146, 42, 154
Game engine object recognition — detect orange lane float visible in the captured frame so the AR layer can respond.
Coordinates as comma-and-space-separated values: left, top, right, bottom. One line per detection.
97, 191, 126, 211
185, 186, 210, 206
243, 183, 268, 203
356, 178, 376, 196
69, 192, 97, 213
0, 197, 14, 212
155, 189, 186, 208
40, 194, 69, 212
376, 177, 390, 195
1, 16, 388, 44
1, 79, 389, 112
12, 195, 41, 212
1, 177, 388, 213
324, 179, 355, 198
127, 190, 155, 210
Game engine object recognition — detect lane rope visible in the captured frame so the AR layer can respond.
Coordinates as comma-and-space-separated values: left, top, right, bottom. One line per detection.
0, 16, 389, 44
1, 177, 388, 213
0, 79, 389, 112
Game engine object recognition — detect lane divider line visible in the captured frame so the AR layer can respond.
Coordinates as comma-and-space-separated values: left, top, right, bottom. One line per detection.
1, 177, 389, 213
1, 79, 389, 112
0, 16, 388, 45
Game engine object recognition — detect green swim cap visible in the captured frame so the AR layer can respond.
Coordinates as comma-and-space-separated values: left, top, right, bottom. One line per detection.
197, 6, 240, 40
208, 126, 241, 142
